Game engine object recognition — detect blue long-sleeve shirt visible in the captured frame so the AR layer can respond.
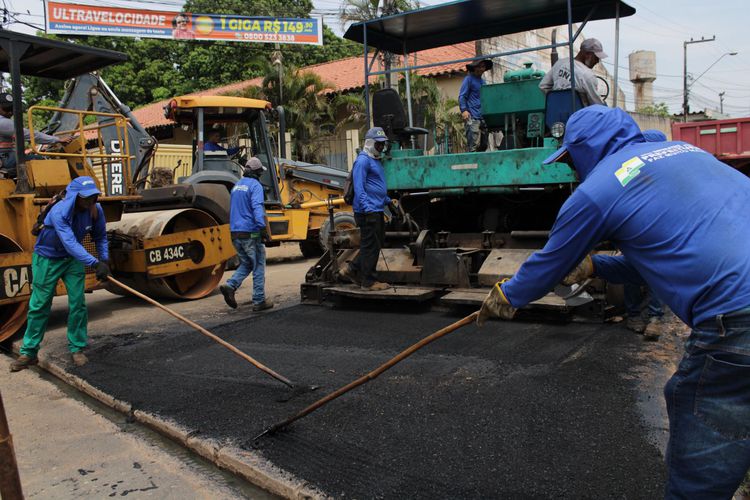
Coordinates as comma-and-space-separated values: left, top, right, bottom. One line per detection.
205, 141, 240, 156
458, 74, 484, 119
34, 177, 107, 266
501, 105, 750, 328
352, 151, 389, 214
229, 176, 266, 233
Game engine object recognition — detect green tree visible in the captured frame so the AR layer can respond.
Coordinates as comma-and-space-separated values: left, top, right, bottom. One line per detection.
397, 72, 464, 152
339, 0, 418, 24
339, 0, 419, 88
237, 61, 336, 162
332, 92, 367, 134
637, 102, 670, 118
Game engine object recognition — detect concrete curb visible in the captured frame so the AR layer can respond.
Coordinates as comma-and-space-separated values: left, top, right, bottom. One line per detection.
12, 348, 326, 499
217, 446, 323, 500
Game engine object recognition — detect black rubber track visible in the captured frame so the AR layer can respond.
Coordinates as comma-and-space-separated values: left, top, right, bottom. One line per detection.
74, 305, 671, 499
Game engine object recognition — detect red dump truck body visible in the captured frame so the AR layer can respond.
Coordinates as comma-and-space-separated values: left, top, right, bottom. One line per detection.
672, 117, 750, 171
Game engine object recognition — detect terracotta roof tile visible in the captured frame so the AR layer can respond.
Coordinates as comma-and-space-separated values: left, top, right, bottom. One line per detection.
132, 42, 475, 130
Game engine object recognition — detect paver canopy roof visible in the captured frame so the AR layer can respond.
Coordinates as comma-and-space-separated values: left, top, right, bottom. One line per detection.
0, 30, 127, 79
344, 0, 635, 54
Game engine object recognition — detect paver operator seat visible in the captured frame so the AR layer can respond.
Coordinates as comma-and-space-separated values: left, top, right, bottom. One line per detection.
545, 89, 584, 134
373, 88, 428, 148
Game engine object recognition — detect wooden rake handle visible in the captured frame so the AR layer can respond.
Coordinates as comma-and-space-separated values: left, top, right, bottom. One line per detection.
106, 276, 295, 388
256, 311, 480, 439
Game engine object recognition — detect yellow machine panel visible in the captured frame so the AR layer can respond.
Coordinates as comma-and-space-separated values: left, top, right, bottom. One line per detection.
266, 209, 311, 241
25, 159, 72, 197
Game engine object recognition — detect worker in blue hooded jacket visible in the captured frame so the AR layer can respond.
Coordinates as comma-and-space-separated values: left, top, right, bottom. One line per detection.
477, 105, 750, 498
339, 126, 396, 291
11, 176, 110, 372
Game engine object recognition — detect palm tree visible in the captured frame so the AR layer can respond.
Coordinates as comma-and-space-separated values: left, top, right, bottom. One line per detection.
397, 72, 464, 153
332, 92, 367, 134
339, 0, 382, 25
340, 0, 420, 89
235, 62, 337, 163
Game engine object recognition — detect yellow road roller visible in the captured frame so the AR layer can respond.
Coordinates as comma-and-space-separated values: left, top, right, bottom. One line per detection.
0, 31, 234, 341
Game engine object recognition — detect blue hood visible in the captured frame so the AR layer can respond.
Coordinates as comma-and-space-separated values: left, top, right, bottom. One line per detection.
35, 175, 107, 266
53, 176, 101, 220
641, 128, 667, 142
543, 105, 644, 181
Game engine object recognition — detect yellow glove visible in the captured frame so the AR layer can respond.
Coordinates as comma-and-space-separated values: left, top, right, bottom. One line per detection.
562, 255, 594, 286
477, 279, 517, 326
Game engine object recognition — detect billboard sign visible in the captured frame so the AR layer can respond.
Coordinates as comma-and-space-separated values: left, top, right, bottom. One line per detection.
45, 1, 324, 45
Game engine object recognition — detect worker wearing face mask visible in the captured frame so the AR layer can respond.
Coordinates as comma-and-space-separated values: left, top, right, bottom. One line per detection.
338, 127, 397, 291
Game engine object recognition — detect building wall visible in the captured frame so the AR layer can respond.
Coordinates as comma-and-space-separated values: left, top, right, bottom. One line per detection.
628, 111, 673, 140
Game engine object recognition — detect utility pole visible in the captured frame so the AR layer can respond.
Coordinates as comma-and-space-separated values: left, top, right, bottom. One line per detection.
719, 91, 725, 114
683, 36, 715, 122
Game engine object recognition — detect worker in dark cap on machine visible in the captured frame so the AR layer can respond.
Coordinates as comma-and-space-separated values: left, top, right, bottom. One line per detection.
219, 157, 273, 312
459, 58, 493, 152
0, 92, 73, 178
539, 38, 607, 107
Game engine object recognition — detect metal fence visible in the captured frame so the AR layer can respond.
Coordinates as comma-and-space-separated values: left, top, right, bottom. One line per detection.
301, 136, 351, 171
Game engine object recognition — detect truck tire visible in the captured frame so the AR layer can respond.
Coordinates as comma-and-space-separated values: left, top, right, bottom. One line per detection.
318, 211, 357, 250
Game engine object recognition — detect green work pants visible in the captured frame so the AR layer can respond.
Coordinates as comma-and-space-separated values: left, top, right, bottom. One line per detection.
20, 253, 88, 357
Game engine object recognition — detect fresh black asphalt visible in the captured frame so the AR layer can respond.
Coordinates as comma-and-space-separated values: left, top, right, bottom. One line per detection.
74, 305, 673, 498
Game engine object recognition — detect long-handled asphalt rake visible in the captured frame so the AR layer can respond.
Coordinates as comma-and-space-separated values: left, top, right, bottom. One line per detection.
253, 311, 479, 441
107, 276, 298, 389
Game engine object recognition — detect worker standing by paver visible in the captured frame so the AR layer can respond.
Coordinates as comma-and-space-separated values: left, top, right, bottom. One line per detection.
10, 176, 110, 371
459, 59, 493, 152
219, 157, 273, 311
339, 127, 395, 291
539, 38, 607, 107
477, 105, 750, 498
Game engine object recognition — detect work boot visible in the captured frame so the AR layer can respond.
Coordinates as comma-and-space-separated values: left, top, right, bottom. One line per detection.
252, 300, 274, 312
625, 315, 647, 333
643, 317, 664, 342
9, 355, 37, 372
338, 264, 358, 285
72, 352, 88, 367
220, 284, 238, 309
362, 281, 391, 292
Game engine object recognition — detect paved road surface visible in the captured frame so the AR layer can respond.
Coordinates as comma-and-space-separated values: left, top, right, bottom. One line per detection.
2, 245, 682, 498
72, 304, 679, 498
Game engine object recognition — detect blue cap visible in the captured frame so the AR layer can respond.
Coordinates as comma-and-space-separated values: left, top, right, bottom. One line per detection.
364, 127, 388, 142
642, 129, 667, 142
543, 144, 569, 165
69, 176, 102, 198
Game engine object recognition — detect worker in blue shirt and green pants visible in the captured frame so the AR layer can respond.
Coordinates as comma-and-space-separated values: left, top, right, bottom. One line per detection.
11, 176, 110, 371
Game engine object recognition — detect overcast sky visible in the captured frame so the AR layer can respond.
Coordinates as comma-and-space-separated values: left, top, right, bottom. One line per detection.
9, 0, 750, 116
